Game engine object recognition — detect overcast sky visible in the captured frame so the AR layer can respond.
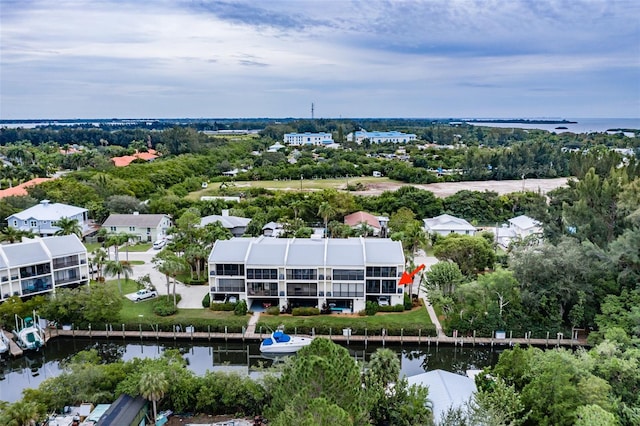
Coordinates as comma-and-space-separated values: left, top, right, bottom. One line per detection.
1, 0, 639, 119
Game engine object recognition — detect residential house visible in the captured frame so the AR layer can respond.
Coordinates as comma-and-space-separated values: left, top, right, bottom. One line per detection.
423, 214, 476, 236
0, 177, 53, 199
347, 130, 417, 144
494, 214, 542, 248
262, 221, 284, 237
284, 132, 334, 146
200, 210, 251, 237
344, 211, 385, 236
208, 237, 405, 312
7, 200, 91, 237
111, 149, 159, 167
407, 369, 477, 423
0, 235, 90, 302
96, 394, 148, 426
101, 213, 172, 242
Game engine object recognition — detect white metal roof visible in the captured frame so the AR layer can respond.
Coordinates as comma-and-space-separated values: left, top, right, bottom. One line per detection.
41, 234, 86, 257
407, 369, 477, 422
8, 200, 87, 221
246, 238, 288, 265
200, 214, 251, 229
508, 215, 541, 230
208, 238, 252, 263
363, 239, 404, 265
2, 240, 50, 266
423, 214, 476, 232
286, 239, 325, 266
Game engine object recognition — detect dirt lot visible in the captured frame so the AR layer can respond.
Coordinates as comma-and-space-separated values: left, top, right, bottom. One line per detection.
350, 177, 570, 197
166, 414, 255, 425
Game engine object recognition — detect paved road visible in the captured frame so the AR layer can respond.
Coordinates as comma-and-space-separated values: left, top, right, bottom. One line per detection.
107, 247, 208, 309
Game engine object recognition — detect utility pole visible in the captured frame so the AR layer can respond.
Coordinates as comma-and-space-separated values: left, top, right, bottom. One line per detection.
311, 102, 314, 120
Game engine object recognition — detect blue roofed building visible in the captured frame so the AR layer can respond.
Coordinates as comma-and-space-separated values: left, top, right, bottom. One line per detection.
347, 130, 417, 144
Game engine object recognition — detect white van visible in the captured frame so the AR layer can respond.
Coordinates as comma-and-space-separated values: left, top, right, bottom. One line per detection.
153, 240, 166, 250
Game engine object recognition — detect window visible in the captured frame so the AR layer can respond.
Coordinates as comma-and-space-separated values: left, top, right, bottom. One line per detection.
129, 226, 136, 231
216, 264, 244, 276
381, 280, 397, 294
218, 278, 245, 292
286, 283, 317, 296
332, 282, 364, 297
110, 226, 117, 232
30, 220, 37, 227
366, 267, 397, 278
332, 269, 364, 281
12, 220, 17, 227
247, 268, 278, 280
286, 269, 317, 280
366, 279, 381, 293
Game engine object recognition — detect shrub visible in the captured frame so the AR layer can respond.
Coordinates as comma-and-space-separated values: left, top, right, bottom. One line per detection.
365, 301, 379, 316
266, 306, 280, 316
234, 300, 248, 316
292, 307, 320, 316
403, 293, 412, 310
153, 296, 178, 316
378, 304, 406, 313
202, 293, 210, 308
210, 302, 236, 311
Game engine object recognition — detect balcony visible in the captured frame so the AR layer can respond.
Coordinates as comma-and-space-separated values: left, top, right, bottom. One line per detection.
53, 259, 80, 269
211, 285, 245, 293
247, 289, 279, 297
332, 291, 364, 297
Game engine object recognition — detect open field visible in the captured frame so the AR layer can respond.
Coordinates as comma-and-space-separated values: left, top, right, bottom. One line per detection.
191, 176, 570, 199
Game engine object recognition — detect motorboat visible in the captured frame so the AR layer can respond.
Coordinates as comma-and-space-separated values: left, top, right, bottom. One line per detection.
259, 329, 313, 354
14, 315, 44, 351
0, 331, 9, 355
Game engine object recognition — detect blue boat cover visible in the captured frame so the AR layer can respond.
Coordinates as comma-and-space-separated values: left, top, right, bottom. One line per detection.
273, 331, 291, 343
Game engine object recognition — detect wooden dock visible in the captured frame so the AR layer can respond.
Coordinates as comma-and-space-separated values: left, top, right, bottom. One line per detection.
45, 327, 588, 348
3, 329, 23, 357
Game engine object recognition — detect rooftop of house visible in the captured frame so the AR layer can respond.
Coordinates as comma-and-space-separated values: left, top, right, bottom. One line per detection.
344, 211, 382, 229
0, 177, 53, 199
201, 213, 251, 229
102, 213, 169, 228
423, 214, 476, 231
407, 369, 477, 422
508, 215, 542, 230
111, 149, 159, 167
8, 200, 87, 221
0, 235, 86, 269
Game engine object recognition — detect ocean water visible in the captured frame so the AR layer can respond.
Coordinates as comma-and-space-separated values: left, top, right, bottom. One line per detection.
466, 118, 640, 134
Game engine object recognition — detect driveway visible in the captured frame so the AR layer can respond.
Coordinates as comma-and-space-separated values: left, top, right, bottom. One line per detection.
106, 247, 208, 309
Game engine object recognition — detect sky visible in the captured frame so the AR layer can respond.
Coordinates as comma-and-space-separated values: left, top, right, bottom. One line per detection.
1, 0, 639, 119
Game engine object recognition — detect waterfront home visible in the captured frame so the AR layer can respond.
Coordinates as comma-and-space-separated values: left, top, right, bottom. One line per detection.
208, 236, 405, 312
200, 210, 251, 237
0, 235, 89, 302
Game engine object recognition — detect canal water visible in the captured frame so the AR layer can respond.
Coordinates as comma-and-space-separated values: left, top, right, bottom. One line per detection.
0, 337, 504, 403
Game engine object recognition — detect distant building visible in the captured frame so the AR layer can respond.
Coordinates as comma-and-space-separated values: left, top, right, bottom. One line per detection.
111, 149, 159, 167
344, 211, 385, 236
7, 200, 91, 237
0, 177, 53, 199
0, 235, 89, 302
347, 130, 417, 144
284, 132, 334, 146
423, 214, 476, 236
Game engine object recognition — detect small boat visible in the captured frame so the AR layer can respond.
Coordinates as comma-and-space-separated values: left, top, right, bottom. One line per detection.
14, 315, 44, 351
0, 331, 9, 355
260, 329, 313, 354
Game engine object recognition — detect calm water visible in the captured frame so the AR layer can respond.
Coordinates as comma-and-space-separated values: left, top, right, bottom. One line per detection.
0, 337, 503, 403
466, 118, 640, 134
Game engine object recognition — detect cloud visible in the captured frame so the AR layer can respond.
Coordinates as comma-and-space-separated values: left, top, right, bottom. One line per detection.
0, 0, 638, 118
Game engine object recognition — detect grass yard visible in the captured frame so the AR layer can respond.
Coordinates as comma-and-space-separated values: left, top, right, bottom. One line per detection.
256, 306, 435, 337
124, 243, 152, 252
84, 242, 102, 252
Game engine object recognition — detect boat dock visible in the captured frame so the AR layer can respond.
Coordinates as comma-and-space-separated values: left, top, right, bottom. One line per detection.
3, 329, 23, 357
44, 327, 588, 348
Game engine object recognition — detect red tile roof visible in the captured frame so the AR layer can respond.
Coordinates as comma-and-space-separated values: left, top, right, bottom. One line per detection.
0, 177, 53, 198
111, 150, 159, 167
344, 211, 381, 229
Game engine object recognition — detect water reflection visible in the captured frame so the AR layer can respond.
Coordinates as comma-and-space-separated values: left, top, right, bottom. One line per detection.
0, 338, 502, 403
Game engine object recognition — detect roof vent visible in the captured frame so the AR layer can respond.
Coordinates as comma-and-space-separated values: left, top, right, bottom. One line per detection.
40, 199, 50, 206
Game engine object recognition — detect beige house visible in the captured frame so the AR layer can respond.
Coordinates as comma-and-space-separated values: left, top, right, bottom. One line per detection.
101, 213, 172, 242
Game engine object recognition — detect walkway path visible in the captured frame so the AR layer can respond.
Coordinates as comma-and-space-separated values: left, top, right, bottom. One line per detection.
245, 312, 261, 337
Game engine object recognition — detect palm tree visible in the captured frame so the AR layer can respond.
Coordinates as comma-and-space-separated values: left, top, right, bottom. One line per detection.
104, 233, 129, 261
54, 217, 82, 238
90, 248, 108, 281
0, 227, 34, 244
317, 202, 336, 238
153, 252, 187, 305
139, 370, 169, 424
0, 400, 42, 426
103, 260, 133, 294
355, 221, 374, 237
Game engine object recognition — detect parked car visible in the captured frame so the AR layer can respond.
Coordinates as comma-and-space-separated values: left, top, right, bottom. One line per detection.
153, 240, 166, 250
134, 289, 158, 301
378, 296, 390, 307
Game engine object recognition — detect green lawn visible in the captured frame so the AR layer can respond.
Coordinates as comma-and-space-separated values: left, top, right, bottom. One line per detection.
256, 306, 435, 337
124, 243, 152, 252
84, 242, 102, 253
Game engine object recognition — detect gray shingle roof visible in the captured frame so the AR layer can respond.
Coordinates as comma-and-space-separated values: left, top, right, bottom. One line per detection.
102, 214, 169, 228
423, 214, 476, 232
